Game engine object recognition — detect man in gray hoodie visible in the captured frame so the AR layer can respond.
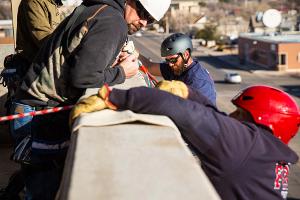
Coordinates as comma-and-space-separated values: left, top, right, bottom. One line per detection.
9, 0, 171, 199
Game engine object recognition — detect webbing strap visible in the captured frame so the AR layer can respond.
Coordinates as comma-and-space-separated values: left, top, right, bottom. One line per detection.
63, 4, 86, 49
62, 4, 86, 56
62, 4, 108, 56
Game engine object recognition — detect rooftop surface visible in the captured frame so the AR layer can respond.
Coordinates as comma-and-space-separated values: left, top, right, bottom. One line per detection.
240, 32, 300, 43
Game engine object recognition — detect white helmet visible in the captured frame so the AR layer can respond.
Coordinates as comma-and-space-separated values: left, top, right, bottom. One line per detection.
139, 0, 171, 21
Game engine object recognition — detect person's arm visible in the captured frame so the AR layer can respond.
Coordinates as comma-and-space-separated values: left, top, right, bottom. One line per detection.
109, 87, 258, 165
70, 12, 129, 88
24, 0, 58, 47
109, 87, 220, 153
139, 54, 161, 76
187, 87, 216, 107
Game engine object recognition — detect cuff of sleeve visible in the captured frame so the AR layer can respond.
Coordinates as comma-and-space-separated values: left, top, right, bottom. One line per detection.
109, 88, 128, 109
117, 66, 126, 83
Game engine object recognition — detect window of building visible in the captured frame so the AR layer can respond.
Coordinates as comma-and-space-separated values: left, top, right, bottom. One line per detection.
279, 54, 286, 65
270, 44, 276, 51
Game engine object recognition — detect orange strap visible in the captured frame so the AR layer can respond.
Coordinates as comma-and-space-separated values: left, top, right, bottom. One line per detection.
139, 65, 158, 85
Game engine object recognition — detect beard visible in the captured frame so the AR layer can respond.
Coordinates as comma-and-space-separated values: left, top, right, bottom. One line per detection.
172, 62, 185, 76
127, 23, 141, 35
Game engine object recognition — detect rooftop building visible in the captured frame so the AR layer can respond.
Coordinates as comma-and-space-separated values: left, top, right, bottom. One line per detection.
239, 32, 300, 71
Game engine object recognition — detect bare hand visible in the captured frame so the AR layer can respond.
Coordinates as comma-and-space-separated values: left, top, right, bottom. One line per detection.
119, 54, 139, 78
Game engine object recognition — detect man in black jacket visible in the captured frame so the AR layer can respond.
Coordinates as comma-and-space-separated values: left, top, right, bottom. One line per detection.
9, 0, 171, 199
72, 81, 300, 200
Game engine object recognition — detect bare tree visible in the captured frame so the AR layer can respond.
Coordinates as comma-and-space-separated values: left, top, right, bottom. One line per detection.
169, 11, 200, 33
0, 1, 12, 19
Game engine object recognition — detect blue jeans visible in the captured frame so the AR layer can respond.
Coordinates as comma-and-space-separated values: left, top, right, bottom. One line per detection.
9, 102, 68, 200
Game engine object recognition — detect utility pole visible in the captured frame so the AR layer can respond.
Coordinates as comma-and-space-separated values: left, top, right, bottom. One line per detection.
10, 0, 21, 48
165, 15, 169, 34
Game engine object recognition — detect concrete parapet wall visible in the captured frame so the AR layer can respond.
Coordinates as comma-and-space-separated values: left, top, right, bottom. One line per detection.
58, 110, 220, 200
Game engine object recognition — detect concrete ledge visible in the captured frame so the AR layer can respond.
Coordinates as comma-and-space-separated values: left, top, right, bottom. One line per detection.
57, 113, 220, 200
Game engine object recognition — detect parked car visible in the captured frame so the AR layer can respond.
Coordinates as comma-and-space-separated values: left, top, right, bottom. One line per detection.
224, 72, 242, 84
135, 31, 142, 37
157, 27, 164, 33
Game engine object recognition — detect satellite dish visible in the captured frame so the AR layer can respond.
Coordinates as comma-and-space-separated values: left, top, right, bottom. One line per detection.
262, 9, 282, 28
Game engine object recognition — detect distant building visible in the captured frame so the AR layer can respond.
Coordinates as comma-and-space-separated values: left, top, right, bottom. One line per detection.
249, 10, 299, 33
170, 0, 203, 17
239, 33, 300, 71
0, 20, 12, 36
218, 16, 248, 39
248, 14, 266, 33
280, 10, 298, 32
189, 15, 207, 30
170, 0, 218, 17
0, 20, 13, 44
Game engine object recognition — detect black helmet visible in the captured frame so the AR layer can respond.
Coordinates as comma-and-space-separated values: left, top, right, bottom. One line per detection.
161, 33, 193, 57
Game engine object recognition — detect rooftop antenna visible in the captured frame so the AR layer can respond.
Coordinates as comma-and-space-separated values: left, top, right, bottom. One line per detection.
262, 9, 282, 36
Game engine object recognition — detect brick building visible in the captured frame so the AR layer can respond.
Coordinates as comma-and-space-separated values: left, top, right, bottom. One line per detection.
239, 33, 300, 71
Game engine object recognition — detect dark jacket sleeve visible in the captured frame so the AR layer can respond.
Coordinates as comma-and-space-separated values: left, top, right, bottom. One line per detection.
23, 0, 60, 47
187, 88, 215, 106
109, 87, 264, 168
70, 8, 127, 88
160, 63, 173, 80
109, 87, 221, 154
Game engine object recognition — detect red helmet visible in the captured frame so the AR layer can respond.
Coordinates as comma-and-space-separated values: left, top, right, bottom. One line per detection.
232, 85, 300, 144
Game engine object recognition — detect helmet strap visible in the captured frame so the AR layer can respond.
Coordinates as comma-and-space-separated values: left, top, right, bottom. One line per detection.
180, 49, 191, 68
184, 55, 190, 67
181, 51, 191, 67
178, 54, 188, 74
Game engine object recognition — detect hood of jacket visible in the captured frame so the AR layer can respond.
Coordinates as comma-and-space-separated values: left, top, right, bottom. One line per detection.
82, 0, 125, 13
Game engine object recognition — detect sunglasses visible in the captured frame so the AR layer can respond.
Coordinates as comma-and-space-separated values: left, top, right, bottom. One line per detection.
165, 54, 181, 64
136, 1, 155, 24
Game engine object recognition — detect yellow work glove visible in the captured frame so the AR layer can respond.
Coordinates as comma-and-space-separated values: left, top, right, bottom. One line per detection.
69, 85, 116, 125
155, 80, 189, 99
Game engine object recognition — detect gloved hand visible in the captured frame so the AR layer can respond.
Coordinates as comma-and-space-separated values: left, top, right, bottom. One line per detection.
155, 80, 189, 99
69, 84, 116, 125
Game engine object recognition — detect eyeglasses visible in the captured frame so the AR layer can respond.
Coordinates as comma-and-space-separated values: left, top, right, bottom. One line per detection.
165, 55, 181, 64
136, 0, 155, 24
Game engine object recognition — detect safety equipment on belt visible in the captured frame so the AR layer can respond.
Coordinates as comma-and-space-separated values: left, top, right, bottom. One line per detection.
161, 33, 193, 57
12, 135, 32, 164
0, 54, 31, 112
138, 0, 171, 21
156, 80, 189, 99
232, 85, 300, 144
69, 84, 116, 125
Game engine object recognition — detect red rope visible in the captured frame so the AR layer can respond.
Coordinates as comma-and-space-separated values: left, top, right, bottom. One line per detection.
139, 65, 158, 85
0, 105, 74, 122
